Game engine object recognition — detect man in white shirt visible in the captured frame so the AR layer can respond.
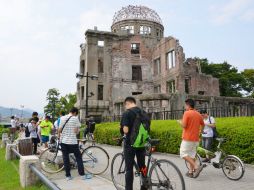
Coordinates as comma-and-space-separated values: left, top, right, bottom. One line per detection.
10, 116, 16, 128
58, 107, 92, 181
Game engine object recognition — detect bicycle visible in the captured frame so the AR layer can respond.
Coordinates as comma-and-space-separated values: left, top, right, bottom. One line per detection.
111, 136, 185, 190
84, 131, 95, 146
185, 137, 245, 180
39, 136, 109, 175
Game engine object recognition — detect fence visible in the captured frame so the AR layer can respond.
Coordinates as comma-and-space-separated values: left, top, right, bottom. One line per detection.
2, 134, 60, 190
101, 105, 254, 122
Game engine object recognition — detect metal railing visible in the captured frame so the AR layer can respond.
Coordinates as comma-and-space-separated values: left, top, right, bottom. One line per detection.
29, 164, 60, 190
11, 148, 21, 158
10, 147, 60, 190
101, 105, 254, 122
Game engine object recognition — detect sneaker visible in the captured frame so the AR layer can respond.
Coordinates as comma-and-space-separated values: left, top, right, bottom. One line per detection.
66, 176, 73, 181
185, 172, 194, 178
193, 165, 204, 178
81, 174, 93, 180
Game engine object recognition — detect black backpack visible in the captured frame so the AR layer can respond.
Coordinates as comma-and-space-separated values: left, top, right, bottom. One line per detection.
129, 109, 151, 148
89, 121, 96, 133
25, 124, 30, 137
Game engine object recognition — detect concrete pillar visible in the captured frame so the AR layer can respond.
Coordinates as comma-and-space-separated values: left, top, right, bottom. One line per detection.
5, 143, 17, 160
1, 137, 11, 148
2, 133, 8, 140
19, 155, 40, 187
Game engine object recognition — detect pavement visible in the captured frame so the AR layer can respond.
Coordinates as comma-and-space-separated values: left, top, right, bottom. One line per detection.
41, 143, 254, 190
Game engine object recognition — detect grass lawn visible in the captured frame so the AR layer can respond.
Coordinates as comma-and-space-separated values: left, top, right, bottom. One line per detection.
0, 147, 48, 190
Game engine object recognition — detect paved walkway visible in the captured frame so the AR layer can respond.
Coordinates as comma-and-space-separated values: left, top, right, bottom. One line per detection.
43, 144, 254, 190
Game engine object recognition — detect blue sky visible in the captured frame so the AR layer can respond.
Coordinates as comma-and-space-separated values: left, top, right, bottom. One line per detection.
0, 0, 253, 112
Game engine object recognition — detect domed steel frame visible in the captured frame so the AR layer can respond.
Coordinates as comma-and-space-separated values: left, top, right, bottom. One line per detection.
112, 5, 163, 25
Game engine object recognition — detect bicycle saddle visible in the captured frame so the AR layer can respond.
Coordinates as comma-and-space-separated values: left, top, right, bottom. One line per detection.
149, 139, 160, 146
215, 138, 225, 142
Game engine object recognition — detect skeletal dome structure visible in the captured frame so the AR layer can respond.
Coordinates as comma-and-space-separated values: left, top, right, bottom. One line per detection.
111, 5, 164, 38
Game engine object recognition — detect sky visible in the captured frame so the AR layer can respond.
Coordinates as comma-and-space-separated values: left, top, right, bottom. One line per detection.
0, 0, 253, 113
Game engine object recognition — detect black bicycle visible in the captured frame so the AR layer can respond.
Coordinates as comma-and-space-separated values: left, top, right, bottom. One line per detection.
39, 137, 109, 175
111, 136, 185, 190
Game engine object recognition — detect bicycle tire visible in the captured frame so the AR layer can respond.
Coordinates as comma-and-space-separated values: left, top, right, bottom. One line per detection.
185, 154, 202, 171
222, 155, 245, 180
111, 153, 125, 190
82, 145, 109, 175
149, 159, 185, 190
39, 148, 64, 173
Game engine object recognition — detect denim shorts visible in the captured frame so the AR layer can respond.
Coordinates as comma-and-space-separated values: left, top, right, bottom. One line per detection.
41, 135, 49, 143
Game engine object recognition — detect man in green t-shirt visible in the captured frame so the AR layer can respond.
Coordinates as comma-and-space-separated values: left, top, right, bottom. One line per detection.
40, 115, 53, 148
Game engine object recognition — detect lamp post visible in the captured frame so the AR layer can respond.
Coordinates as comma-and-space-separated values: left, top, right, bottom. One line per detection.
20, 105, 24, 120
76, 72, 98, 119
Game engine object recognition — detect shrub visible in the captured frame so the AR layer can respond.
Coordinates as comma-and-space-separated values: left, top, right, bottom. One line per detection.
0, 125, 9, 138
94, 117, 254, 164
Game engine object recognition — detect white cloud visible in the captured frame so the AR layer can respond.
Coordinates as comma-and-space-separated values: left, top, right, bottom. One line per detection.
210, 0, 253, 25
79, 6, 113, 33
241, 9, 254, 21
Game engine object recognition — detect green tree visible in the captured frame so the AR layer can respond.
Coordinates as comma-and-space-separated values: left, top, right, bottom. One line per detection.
59, 93, 77, 114
44, 88, 60, 121
196, 58, 244, 97
241, 69, 254, 97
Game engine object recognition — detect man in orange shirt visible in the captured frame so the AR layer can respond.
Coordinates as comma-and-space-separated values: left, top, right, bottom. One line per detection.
178, 99, 205, 178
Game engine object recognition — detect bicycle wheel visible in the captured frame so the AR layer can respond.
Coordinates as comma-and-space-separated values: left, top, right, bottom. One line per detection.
39, 148, 64, 173
149, 159, 185, 190
82, 145, 109, 175
111, 153, 125, 190
222, 155, 245, 180
185, 154, 202, 171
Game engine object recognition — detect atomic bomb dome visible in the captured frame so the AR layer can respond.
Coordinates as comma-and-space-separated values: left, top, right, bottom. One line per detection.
112, 5, 163, 25
111, 5, 164, 37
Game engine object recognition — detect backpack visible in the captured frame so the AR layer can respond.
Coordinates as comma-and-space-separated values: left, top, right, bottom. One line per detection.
129, 109, 151, 148
89, 121, 96, 133
208, 116, 218, 138
25, 124, 30, 137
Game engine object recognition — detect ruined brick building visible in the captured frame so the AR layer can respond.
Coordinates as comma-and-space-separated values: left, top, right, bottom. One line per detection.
76, 5, 254, 121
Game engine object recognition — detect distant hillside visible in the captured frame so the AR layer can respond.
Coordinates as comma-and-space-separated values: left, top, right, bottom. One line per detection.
0, 106, 36, 118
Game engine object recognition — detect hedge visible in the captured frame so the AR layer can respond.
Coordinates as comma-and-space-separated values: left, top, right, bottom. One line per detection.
94, 117, 254, 164
0, 125, 9, 138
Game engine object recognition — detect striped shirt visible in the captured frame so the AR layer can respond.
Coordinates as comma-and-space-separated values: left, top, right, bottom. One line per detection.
59, 115, 80, 144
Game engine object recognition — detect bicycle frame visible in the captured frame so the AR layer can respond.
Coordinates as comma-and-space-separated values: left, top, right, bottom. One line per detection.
119, 139, 170, 188
198, 139, 227, 166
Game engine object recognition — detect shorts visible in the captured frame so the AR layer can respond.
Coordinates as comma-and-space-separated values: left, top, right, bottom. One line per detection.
180, 140, 199, 159
41, 135, 49, 143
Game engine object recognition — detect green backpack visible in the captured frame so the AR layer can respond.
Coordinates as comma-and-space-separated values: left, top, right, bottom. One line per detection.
129, 109, 151, 148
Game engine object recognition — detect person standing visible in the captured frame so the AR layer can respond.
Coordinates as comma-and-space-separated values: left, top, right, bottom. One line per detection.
84, 117, 96, 139
120, 97, 150, 190
10, 116, 16, 141
57, 111, 66, 128
10, 116, 16, 128
178, 99, 205, 178
200, 110, 216, 161
28, 117, 40, 154
58, 107, 92, 181
40, 115, 53, 148
54, 111, 66, 135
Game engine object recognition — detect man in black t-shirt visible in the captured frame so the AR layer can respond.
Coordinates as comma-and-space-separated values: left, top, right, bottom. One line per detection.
120, 97, 147, 190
